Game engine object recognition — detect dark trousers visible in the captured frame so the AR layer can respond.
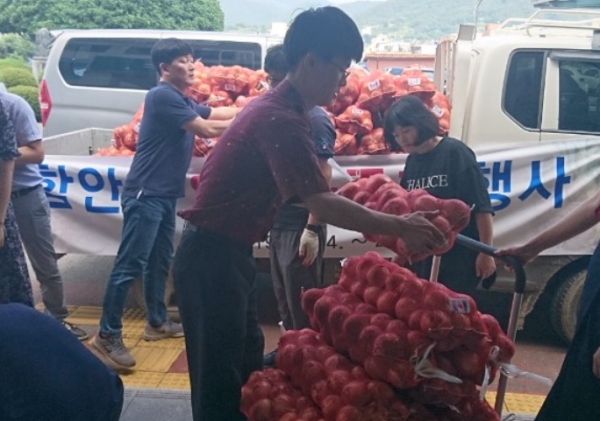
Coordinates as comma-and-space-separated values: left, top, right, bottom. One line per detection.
269, 227, 326, 330
172, 225, 264, 421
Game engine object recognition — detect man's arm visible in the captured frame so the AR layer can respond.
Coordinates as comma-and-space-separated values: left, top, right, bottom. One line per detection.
474, 212, 495, 279
306, 157, 332, 226
17, 140, 44, 165
499, 192, 600, 263
183, 117, 233, 139
4, 94, 44, 166
0, 159, 15, 247
208, 106, 240, 121
303, 191, 445, 253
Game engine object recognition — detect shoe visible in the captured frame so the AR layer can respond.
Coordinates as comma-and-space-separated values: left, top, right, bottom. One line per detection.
91, 333, 136, 369
143, 320, 184, 341
263, 349, 278, 367
62, 321, 89, 341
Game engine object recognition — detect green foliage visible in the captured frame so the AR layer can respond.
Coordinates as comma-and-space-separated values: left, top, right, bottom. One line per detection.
0, 0, 224, 35
7, 85, 41, 122
0, 58, 29, 71
0, 34, 35, 61
0, 67, 37, 88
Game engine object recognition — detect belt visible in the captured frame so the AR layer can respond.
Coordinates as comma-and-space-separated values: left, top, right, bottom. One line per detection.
11, 184, 41, 200
184, 221, 198, 232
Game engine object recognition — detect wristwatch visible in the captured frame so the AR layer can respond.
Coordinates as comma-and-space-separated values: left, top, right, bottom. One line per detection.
305, 224, 322, 233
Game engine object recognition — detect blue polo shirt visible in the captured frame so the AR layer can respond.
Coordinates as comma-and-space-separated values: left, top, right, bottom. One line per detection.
0, 91, 43, 191
122, 82, 211, 199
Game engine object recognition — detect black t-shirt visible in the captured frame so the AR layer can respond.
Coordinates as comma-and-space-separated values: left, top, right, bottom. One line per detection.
0, 303, 123, 421
400, 137, 493, 286
272, 106, 335, 230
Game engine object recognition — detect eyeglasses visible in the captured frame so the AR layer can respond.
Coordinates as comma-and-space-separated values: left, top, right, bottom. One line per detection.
329, 61, 350, 82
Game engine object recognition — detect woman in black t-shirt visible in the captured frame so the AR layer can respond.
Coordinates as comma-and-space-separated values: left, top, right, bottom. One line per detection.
384, 96, 508, 322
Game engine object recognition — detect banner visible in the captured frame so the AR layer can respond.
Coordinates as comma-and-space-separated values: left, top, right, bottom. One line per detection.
42, 137, 600, 258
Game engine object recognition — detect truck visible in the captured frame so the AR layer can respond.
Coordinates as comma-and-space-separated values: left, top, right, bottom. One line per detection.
40, 7, 600, 343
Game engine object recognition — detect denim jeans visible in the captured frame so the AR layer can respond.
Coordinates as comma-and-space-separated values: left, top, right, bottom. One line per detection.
100, 195, 176, 337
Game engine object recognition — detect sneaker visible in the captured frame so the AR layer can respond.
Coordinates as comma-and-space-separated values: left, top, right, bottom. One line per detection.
91, 333, 136, 369
263, 349, 278, 367
61, 321, 89, 341
143, 320, 184, 341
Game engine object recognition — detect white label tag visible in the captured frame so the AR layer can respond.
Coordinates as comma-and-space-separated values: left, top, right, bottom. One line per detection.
431, 105, 444, 118
408, 77, 421, 87
367, 79, 381, 91
449, 298, 471, 314
351, 108, 364, 116
224, 84, 236, 91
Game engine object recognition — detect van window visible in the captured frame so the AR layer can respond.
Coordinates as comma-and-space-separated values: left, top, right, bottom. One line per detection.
59, 37, 262, 90
504, 51, 544, 129
557, 59, 600, 132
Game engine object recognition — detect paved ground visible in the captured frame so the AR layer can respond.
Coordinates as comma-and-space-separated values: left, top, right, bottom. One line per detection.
28, 254, 566, 419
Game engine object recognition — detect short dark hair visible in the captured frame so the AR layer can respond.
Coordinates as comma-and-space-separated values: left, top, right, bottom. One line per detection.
264, 44, 288, 75
151, 38, 194, 74
384, 96, 440, 151
284, 6, 363, 69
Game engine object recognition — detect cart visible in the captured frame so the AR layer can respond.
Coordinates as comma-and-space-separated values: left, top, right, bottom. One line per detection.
430, 234, 527, 417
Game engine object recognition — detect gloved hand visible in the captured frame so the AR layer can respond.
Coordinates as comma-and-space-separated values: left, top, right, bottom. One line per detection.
299, 228, 320, 266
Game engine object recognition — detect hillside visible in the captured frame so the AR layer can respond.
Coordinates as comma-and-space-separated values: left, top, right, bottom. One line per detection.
220, 0, 536, 39
355, 0, 536, 39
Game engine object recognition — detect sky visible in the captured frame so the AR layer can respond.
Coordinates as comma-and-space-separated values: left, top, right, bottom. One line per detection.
329, 0, 386, 3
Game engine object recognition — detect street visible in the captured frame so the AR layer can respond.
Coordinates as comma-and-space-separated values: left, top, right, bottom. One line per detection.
30, 254, 566, 400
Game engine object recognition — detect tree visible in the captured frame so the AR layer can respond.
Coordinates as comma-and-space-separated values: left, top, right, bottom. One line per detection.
0, 34, 35, 61
0, 0, 224, 36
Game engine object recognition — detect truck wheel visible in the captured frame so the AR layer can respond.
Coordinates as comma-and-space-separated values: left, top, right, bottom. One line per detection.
131, 274, 180, 322
550, 267, 585, 344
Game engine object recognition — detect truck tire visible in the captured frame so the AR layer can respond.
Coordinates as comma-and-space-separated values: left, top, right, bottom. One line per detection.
550, 267, 586, 344
131, 274, 180, 322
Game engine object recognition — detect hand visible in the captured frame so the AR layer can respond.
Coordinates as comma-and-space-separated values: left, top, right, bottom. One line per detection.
476, 253, 496, 280
299, 228, 320, 266
593, 346, 600, 378
496, 243, 539, 266
394, 211, 446, 254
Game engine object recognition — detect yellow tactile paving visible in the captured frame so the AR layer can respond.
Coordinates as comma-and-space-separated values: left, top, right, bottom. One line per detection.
32, 306, 547, 416
65, 306, 102, 324
485, 391, 545, 415
130, 347, 182, 372
159, 373, 191, 390
120, 371, 166, 388
136, 337, 185, 350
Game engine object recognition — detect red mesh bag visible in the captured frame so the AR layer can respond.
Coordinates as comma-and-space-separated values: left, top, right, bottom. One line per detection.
334, 130, 358, 156
356, 70, 396, 112
213, 65, 252, 94
401, 69, 437, 99
329, 70, 361, 115
357, 128, 388, 155
335, 106, 374, 135
206, 89, 234, 107
423, 92, 452, 135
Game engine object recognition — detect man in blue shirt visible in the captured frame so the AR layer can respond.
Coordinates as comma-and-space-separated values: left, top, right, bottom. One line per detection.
1, 90, 88, 340
92, 38, 237, 369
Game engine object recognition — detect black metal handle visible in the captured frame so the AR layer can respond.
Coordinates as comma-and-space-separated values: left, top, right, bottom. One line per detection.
455, 234, 527, 294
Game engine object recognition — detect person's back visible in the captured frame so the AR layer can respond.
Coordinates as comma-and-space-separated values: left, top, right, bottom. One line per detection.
0, 303, 123, 421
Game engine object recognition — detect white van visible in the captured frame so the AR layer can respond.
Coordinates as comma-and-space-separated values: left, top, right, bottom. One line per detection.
40, 29, 281, 136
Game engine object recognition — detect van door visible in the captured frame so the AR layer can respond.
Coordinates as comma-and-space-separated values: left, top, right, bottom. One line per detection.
540, 50, 600, 140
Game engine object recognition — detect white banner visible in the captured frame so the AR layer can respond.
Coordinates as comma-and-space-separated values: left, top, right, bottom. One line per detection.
42, 137, 600, 258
